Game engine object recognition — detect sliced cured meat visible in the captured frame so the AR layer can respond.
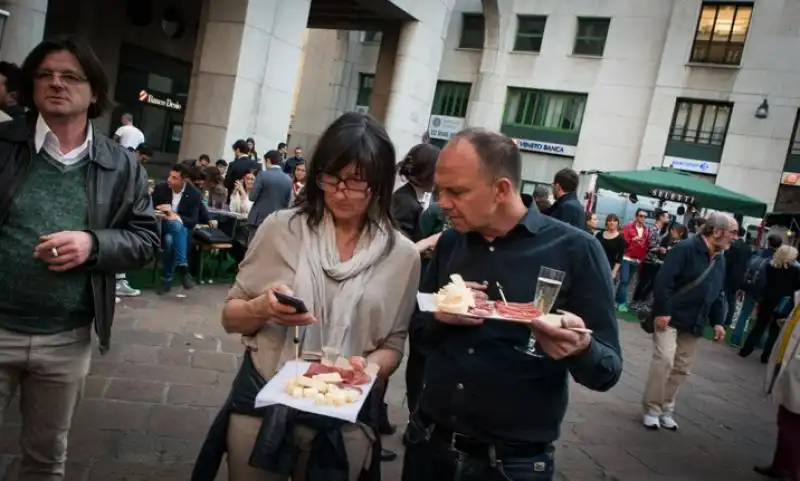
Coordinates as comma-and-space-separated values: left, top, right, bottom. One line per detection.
304, 360, 371, 386
495, 302, 542, 320
304, 363, 338, 377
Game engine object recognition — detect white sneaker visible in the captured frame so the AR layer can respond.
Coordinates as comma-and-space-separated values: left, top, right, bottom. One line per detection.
659, 412, 679, 431
116, 280, 141, 297
643, 412, 661, 429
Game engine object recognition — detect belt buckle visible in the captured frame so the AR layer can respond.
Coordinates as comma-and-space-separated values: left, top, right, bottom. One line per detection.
449, 432, 469, 455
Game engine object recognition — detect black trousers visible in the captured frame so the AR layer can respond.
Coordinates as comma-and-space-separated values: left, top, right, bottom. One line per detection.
405, 347, 426, 417
632, 261, 661, 303
402, 421, 555, 481
740, 301, 782, 361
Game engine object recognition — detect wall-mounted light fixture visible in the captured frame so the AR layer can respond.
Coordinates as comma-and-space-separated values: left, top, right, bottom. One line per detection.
755, 98, 769, 119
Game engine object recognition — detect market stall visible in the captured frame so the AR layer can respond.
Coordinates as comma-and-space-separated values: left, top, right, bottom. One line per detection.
588, 167, 767, 218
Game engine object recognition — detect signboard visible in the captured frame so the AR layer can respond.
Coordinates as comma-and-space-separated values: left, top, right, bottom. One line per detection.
355, 105, 369, 115
138, 90, 183, 112
649, 188, 696, 204
662, 156, 719, 175
511, 138, 576, 157
428, 115, 465, 140
781, 172, 800, 186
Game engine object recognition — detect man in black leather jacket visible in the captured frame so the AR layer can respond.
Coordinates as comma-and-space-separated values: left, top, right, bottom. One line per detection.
0, 37, 159, 480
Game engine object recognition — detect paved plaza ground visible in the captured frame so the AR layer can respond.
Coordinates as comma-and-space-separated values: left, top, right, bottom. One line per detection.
0, 285, 777, 481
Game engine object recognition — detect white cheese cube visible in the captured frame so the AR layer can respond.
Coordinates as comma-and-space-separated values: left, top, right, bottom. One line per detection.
303, 387, 318, 398
314, 393, 326, 405
291, 387, 303, 399
364, 363, 379, 378
313, 372, 343, 384
295, 376, 328, 392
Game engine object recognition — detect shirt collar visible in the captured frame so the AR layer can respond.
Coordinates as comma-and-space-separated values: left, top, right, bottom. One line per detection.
520, 206, 544, 234
34, 114, 93, 155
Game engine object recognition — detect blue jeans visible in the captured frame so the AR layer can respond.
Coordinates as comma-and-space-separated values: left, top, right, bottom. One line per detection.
615, 260, 638, 305
162, 220, 189, 282
731, 294, 757, 345
402, 431, 555, 481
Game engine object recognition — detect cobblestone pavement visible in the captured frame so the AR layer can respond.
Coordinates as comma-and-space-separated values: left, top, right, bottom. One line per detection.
0, 285, 776, 481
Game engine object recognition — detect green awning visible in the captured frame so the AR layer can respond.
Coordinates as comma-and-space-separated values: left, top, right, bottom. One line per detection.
594, 167, 767, 217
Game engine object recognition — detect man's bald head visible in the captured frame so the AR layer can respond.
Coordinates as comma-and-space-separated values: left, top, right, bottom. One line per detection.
450, 128, 522, 189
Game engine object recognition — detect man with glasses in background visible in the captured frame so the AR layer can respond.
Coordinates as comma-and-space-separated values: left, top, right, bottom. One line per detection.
641, 212, 732, 430
0, 37, 158, 480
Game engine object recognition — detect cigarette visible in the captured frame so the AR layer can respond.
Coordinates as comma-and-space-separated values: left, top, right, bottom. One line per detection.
51, 248, 59, 257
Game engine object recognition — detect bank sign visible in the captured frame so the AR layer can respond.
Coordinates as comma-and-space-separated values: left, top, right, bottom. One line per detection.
138, 90, 183, 112
512, 138, 576, 157
428, 115, 465, 140
661, 156, 719, 175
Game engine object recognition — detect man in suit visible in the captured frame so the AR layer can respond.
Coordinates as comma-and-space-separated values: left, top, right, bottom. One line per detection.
249, 149, 292, 229
152, 164, 211, 294
224, 139, 260, 201
282, 145, 305, 175
546, 168, 585, 229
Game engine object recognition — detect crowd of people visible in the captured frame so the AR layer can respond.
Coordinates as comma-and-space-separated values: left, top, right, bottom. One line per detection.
0, 34, 799, 481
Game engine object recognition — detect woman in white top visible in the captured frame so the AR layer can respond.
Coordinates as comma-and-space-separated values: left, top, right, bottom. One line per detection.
229, 169, 256, 215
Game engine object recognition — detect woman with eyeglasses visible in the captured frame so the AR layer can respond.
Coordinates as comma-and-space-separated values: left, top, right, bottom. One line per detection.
192, 112, 421, 481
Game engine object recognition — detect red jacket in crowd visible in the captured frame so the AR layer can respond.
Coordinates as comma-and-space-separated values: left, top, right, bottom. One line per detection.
621, 222, 649, 261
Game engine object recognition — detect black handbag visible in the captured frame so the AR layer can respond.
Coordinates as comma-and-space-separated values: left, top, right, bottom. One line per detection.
193, 227, 232, 244
637, 256, 719, 334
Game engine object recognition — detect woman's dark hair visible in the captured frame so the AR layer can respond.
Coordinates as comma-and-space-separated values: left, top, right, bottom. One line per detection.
670, 222, 688, 240
293, 112, 396, 246
584, 212, 596, 231
396, 143, 439, 189
203, 166, 222, 185
605, 213, 620, 227
20, 36, 110, 119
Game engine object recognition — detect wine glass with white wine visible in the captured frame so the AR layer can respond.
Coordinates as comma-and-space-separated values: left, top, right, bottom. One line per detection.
516, 266, 566, 357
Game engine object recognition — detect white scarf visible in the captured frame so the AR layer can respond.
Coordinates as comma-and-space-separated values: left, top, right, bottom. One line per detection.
282, 212, 392, 361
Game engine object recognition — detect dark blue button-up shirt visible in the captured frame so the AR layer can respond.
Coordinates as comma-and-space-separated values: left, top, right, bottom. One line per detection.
415, 208, 622, 445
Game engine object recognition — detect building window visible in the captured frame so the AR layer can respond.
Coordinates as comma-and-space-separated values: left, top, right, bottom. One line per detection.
573, 17, 610, 56
459, 13, 485, 49
431, 81, 471, 117
690, 3, 752, 66
362, 31, 382, 43
514, 15, 547, 53
669, 99, 732, 146
356, 73, 374, 107
504, 88, 587, 132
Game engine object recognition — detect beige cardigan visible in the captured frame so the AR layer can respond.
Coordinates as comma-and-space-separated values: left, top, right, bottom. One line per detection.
227, 209, 421, 378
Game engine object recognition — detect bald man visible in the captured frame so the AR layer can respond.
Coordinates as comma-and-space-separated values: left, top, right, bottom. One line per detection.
642, 212, 735, 431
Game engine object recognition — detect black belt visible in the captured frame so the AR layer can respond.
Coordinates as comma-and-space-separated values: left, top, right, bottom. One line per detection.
429, 424, 550, 460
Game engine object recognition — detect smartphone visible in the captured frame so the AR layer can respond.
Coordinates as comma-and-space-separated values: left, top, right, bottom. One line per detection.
273, 291, 309, 314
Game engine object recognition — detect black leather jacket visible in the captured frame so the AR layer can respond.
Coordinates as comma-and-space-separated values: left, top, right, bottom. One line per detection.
0, 115, 159, 353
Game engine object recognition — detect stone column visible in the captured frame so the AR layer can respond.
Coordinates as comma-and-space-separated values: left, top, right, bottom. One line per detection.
369, 0, 454, 160
179, 0, 310, 160
0, 0, 48, 65
465, 0, 512, 130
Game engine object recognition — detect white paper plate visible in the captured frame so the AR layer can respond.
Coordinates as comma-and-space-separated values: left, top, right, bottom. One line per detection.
254, 361, 377, 423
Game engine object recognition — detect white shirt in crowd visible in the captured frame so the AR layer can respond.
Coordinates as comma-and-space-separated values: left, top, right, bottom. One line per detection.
114, 123, 145, 150
171, 187, 184, 212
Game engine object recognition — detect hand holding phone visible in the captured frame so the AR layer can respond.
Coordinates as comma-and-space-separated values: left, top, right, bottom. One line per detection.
249, 285, 314, 327
273, 291, 309, 314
